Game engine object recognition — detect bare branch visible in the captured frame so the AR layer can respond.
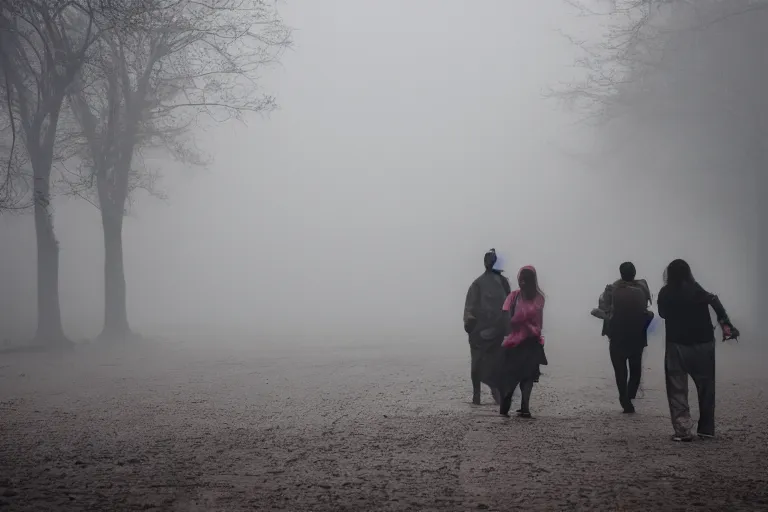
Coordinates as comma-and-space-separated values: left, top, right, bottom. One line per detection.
555, 0, 768, 123
65, 0, 291, 216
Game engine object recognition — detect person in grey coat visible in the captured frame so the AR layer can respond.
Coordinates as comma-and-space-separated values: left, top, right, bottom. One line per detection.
658, 259, 740, 442
463, 249, 511, 405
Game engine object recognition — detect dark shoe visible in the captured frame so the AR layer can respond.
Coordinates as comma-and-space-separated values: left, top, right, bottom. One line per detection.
697, 431, 715, 439
517, 411, 532, 419
500, 411, 510, 418
621, 400, 635, 414
672, 433, 694, 442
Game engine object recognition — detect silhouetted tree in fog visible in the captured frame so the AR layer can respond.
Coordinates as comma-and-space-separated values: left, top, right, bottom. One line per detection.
66, 0, 291, 342
561, 1, 768, 120
0, 1, 135, 345
561, 0, 768, 318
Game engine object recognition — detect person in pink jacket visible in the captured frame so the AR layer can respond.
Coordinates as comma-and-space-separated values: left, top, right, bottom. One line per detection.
495, 266, 548, 418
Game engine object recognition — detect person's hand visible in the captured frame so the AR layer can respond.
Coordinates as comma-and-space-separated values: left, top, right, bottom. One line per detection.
721, 324, 740, 341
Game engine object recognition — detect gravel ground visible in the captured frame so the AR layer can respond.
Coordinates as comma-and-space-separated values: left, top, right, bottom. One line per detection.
0, 336, 766, 511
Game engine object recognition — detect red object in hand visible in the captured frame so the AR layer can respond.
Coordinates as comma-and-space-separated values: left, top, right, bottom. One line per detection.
721, 323, 740, 341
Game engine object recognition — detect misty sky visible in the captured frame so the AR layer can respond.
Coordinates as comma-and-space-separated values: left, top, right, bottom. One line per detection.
0, 0, 758, 344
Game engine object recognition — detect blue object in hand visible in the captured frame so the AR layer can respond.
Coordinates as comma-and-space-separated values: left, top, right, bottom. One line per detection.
646, 314, 659, 336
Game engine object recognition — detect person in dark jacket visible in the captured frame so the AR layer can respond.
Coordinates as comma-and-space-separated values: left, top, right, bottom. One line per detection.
604, 262, 653, 413
658, 259, 740, 442
463, 249, 511, 405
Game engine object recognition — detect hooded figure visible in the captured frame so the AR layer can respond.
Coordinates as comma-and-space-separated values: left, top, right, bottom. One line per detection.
490, 265, 548, 418
463, 249, 511, 405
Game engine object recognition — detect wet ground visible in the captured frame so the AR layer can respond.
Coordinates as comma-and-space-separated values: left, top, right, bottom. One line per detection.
0, 337, 766, 511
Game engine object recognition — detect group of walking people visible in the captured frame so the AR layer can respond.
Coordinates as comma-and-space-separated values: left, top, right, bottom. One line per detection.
463, 249, 740, 442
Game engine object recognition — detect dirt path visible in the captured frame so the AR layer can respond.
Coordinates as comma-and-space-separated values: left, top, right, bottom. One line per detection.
1, 339, 766, 511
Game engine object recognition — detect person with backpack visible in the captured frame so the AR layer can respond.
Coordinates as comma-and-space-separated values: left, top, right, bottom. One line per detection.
599, 262, 653, 414
463, 249, 511, 405
658, 259, 740, 442
494, 265, 548, 418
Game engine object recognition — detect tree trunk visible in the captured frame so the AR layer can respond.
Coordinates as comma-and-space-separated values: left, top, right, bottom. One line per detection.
99, 201, 133, 341
32, 170, 69, 346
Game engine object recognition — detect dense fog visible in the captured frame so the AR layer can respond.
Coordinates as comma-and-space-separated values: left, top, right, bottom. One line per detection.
0, 0, 760, 346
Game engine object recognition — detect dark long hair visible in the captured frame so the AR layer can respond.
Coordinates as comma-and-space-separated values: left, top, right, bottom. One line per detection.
665, 259, 695, 287
518, 267, 544, 301
665, 259, 712, 303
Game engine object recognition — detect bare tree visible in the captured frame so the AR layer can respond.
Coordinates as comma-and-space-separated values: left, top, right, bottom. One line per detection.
560, 0, 768, 320
0, 1, 114, 345
66, 0, 291, 342
559, 0, 768, 121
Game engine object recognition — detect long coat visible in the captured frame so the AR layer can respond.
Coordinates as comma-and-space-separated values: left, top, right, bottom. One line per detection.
464, 270, 511, 385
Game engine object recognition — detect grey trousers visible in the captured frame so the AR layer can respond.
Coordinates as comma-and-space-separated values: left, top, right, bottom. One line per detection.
664, 341, 716, 436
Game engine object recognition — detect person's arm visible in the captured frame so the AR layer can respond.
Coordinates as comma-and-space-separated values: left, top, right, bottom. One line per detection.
600, 284, 614, 315
705, 292, 740, 336
523, 301, 545, 338
463, 282, 478, 333
499, 274, 512, 296
500, 291, 514, 336
707, 293, 741, 339
706, 293, 730, 325
592, 289, 610, 319
637, 279, 652, 306
693, 282, 735, 327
